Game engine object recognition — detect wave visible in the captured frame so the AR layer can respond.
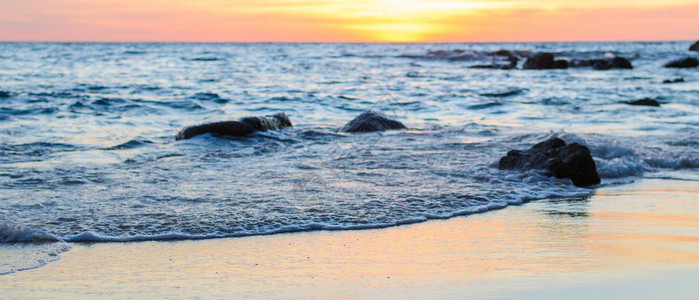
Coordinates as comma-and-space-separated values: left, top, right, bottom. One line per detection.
102, 139, 154, 151
2, 130, 692, 246
133, 99, 204, 111
645, 156, 699, 169
123, 50, 147, 55
190, 92, 229, 104
0, 107, 59, 116
28, 91, 82, 99
71, 84, 109, 92
466, 102, 504, 110
0, 142, 81, 163
9, 186, 591, 244
479, 88, 526, 98
560, 133, 698, 179
185, 57, 223, 62
1, 223, 59, 243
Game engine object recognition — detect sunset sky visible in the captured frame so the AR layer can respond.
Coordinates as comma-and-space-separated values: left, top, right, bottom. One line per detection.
0, 0, 697, 42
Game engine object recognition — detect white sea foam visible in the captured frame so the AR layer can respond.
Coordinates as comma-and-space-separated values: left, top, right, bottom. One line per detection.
0, 223, 59, 243
0, 225, 69, 275
559, 133, 697, 179
645, 156, 699, 169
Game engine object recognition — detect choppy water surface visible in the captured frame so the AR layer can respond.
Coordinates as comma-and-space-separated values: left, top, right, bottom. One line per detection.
0, 42, 697, 251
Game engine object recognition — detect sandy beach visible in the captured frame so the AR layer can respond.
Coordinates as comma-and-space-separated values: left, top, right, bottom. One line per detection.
1, 177, 697, 299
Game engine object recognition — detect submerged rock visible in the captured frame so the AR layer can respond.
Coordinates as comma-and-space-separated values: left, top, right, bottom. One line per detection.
664, 57, 699, 68
498, 137, 600, 187
490, 50, 519, 68
597, 57, 632, 70
399, 49, 479, 61
340, 110, 406, 133
479, 89, 524, 97
662, 78, 685, 84
553, 59, 569, 69
468, 63, 516, 70
625, 98, 661, 107
470, 51, 519, 69
176, 113, 292, 140
428, 50, 466, 57
570, 57, 633, 70
523, 53, 568, 70
690, 41, 699, 52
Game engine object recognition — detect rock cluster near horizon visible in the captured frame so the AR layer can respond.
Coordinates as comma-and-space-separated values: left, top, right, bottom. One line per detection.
519, 52, 633, 70
401, 49, 637, 71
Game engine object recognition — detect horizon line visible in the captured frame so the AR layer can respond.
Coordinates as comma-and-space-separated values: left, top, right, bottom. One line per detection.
0, 39, 696, 44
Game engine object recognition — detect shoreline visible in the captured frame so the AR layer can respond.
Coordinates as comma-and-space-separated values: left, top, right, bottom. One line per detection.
1, 177, 698, 298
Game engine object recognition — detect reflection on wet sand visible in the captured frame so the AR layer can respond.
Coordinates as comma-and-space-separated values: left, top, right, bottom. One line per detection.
0, 178, 696, 298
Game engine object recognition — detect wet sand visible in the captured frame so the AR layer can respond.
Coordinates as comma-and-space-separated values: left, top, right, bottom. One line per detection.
1, 178, 697, 299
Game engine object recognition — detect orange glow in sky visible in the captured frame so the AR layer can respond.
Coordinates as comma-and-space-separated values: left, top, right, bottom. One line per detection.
0, 0, 697, 42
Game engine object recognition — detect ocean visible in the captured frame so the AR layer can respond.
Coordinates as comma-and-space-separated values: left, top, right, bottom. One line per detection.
0, 42, 697, 272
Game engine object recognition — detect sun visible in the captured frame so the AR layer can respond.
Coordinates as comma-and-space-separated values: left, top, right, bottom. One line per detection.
353, 23, 446, 43
344, 0, 507, 42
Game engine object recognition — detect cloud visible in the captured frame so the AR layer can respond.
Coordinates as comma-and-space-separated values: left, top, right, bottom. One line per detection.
0, 0, 697, 42
430, 3, 699, 42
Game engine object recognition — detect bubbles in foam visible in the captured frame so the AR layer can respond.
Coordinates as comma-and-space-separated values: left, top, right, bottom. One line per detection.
1, 223, 59, 243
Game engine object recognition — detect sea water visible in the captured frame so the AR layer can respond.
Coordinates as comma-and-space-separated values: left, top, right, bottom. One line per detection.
0, 42, 697, 271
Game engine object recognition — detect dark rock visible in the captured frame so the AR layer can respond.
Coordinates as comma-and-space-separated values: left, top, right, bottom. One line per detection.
523, 53, 553, 69
592, 60, 610, 70
591, 57, 633, 70
662, 78, 685, 84
0, 91, 10, 98
498, 137, 601, 187
469, 64, 498, 69
468, 63, 516, 70
570, 57, 633, 70
664, 57, 699, 68
176, 113, 292, 140
340, 110, 406, 133
611, 57, 633, 69
523, 53, 567, 69
553, 59, 569, 69
490, 50, 513, 57
625, 98, 660, 107
522, 53, 568, 70
690, 41, 699, 51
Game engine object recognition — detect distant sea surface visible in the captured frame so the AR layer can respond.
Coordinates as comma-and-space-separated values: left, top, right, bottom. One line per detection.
0, 42, 697, 250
